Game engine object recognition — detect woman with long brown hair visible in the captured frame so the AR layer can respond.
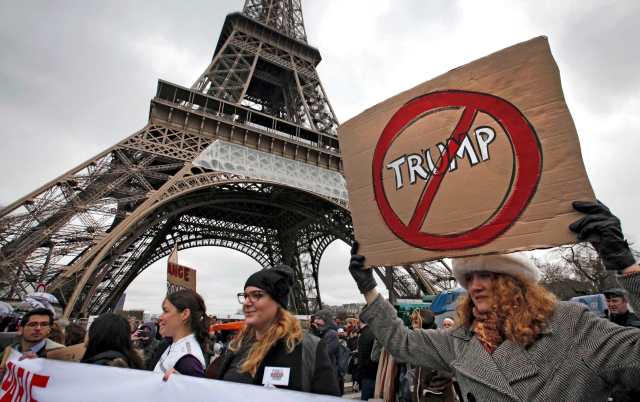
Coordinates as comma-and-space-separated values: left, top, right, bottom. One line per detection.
154, 289, 208, 379
209, 264, 340, 396
347, 201, 640, 401
81, 313, 144, 369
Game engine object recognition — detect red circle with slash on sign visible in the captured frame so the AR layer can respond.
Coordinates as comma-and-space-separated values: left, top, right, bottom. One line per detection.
372, 90, 542, 250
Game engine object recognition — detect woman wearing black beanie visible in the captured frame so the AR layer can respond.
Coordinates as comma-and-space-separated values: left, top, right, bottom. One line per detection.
208, 264, 340, 396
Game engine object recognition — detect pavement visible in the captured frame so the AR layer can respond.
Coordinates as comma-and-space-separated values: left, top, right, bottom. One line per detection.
342, 381, 361, 400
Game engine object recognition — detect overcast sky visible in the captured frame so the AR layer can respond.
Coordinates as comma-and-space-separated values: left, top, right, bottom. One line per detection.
1, 1, 639, 315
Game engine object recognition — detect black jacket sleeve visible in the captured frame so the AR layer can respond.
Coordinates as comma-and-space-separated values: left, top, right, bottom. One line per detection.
311, 338, 341, 396
358, 327, 378, 380
323, 329, 339, 367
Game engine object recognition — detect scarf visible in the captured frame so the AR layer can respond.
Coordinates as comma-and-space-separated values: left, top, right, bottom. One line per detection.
472, 307, 504, 354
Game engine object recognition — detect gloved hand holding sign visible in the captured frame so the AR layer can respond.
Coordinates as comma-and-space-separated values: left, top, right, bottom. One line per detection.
348, 241, 377, 294
570, 200, 636, 272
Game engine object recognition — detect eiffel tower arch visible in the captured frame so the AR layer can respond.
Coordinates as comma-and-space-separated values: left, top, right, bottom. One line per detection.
0, 0, 441, 318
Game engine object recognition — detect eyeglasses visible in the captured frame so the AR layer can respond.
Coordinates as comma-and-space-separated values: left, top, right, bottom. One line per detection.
237, 290, 266, 304
25, 322, 50, 328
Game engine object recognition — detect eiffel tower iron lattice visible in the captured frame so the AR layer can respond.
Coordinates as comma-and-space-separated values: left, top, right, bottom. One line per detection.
0, 0, 436, 318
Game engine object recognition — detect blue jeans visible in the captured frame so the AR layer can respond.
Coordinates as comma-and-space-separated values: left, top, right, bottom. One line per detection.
360, 378, 375, 400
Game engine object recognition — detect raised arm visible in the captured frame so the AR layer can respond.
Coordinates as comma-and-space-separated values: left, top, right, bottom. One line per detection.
359, 293, 456, 372
349, 242, 456, 372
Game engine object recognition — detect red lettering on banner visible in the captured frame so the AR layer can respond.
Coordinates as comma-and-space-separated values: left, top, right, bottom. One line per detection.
0, 361, 50, 402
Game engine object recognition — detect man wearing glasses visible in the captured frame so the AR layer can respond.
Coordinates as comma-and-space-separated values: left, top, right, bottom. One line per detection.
10, 308, 64, 358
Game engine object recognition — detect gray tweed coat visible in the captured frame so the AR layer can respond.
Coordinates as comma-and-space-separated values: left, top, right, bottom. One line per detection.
359, 273, 640, 402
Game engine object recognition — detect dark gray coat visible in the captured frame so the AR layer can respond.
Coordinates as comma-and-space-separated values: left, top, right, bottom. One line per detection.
360, 273, 640, 402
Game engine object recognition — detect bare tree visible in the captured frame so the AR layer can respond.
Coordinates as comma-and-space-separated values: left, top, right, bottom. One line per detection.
533, 243, 622, 299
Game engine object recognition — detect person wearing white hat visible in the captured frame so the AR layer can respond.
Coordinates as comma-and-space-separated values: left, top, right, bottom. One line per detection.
347, 201, 640, 402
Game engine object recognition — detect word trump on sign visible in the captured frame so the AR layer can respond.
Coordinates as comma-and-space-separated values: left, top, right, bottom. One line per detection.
386, 126, 496, 190
339, 36, 594, 266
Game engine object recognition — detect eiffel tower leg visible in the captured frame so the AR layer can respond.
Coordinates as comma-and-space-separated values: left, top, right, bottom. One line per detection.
283, 239, 309, 315
1, 123, 208, 303
301, 234, 343, 312
59, 163, 195, 317
92, 215, 180, 314
290, 240, 320, 314
372, 267, 401, 304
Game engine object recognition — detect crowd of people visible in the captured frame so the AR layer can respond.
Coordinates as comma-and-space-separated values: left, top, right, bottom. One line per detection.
1, 200, 639, 401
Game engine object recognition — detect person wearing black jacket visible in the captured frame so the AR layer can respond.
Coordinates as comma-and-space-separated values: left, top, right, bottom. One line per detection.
603, 288, 640, 328
602, 287, 640, 402
311, 309, 343, 394
209, 265, 340, 396
357, 322, 378, 400
81, 313, 143, 369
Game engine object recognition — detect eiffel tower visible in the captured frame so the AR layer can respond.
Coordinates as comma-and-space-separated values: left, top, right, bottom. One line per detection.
0, 0, 451, 318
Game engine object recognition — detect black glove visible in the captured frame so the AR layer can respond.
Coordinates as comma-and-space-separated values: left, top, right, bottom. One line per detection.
349, 241, 377, 293
570, 200, 636, 271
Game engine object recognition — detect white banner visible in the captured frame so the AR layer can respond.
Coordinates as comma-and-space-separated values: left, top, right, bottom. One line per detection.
0, 350, 343, 402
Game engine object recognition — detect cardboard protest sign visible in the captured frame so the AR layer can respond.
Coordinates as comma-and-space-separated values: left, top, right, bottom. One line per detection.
167, 262, 196, 292
339, 36, 595, 266
167, 246, 196, 293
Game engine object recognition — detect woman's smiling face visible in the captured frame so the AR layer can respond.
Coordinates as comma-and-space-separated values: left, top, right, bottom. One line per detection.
159, 298, 188, 338
242, 286, 279, 329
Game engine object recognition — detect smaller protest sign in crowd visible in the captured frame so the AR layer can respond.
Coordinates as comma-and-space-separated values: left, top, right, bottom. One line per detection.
2, 38, 640, 402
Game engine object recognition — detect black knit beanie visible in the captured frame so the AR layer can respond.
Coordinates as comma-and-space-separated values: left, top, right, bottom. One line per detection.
244, 264, 295, 309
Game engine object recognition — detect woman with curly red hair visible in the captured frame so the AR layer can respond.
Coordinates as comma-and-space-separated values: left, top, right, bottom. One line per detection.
453, 255, 557, 355
348, 201, 640, 401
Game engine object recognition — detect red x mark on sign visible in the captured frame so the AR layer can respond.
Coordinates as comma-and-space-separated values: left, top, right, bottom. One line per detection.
372, 90, 542, 250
